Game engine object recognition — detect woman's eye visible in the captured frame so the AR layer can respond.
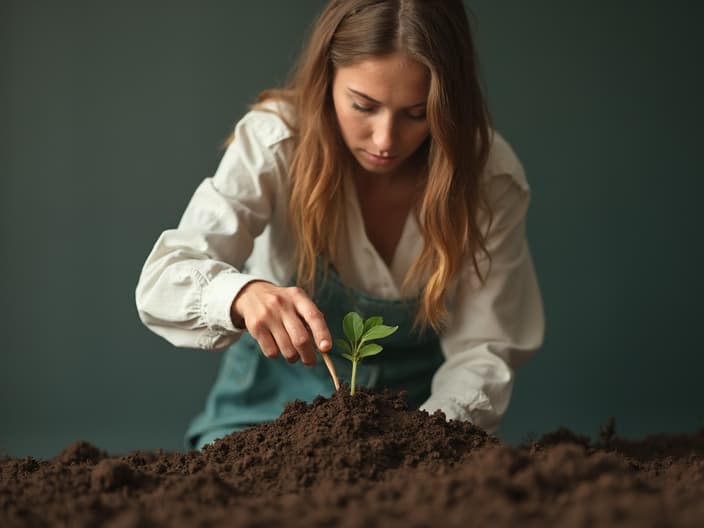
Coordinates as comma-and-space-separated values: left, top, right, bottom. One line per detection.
352, 103, 374, 113
407, 113, 427, 121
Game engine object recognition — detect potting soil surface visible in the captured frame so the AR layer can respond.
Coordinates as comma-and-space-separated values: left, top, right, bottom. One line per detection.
2, 386, 703, 527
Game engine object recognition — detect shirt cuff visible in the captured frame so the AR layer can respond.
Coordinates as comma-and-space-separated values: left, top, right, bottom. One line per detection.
201, 269, 264, 334
420, 390, 497, 431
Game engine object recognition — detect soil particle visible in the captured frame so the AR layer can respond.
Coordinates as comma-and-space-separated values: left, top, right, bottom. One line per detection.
1, 386, 703, 527
90, 459, 143, 492
57, 440, 107, 466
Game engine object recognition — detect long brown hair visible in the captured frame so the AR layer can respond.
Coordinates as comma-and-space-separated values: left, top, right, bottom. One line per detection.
242, 0, 494, 333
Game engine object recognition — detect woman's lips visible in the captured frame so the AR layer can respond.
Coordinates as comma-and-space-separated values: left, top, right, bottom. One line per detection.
363, 151, 397, 165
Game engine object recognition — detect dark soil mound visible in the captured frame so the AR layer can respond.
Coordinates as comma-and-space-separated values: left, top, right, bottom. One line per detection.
1, 387, 703, 527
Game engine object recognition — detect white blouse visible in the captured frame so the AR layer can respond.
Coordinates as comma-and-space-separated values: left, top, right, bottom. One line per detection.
135, 101, 545, 433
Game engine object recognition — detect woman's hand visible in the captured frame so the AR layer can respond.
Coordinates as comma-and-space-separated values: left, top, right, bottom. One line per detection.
230, 281, 332, 366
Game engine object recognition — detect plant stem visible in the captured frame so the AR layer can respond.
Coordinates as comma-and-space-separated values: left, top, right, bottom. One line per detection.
350, 358, 358, 396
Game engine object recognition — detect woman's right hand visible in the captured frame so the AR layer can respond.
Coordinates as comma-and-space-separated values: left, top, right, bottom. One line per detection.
230, 280, 332, 366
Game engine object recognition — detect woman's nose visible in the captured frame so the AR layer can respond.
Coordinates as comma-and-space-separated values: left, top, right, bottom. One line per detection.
372, 113, 395, 153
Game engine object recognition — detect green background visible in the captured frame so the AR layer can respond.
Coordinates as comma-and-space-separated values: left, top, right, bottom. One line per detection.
2, 1, 702, 458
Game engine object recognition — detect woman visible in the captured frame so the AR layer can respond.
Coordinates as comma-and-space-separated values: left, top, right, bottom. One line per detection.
136, 0, 545, 450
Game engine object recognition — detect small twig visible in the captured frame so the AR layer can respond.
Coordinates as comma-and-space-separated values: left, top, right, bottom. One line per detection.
320, 351, 340, 391
599, 416, 616, 448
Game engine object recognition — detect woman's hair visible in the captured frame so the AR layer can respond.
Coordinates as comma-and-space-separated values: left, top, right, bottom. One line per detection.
245, 0, 494, 333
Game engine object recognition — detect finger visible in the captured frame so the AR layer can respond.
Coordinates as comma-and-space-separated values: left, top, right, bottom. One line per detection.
290, 289, 332, 352
282, 316, 317, 366
249, 326, 279, 359
269, 324, 299, 364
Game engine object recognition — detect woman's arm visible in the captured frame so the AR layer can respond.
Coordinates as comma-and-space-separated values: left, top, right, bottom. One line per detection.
135, 108, 292, 351
420, 165, 545, 433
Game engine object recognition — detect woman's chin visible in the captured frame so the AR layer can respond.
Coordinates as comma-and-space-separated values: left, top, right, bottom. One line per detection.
356, 156, 401, 174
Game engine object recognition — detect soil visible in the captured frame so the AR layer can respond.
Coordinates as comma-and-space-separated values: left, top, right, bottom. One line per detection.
2, 386, 703, 527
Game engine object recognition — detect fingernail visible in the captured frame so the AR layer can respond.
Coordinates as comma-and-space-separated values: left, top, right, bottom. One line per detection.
319, 339, 330, 350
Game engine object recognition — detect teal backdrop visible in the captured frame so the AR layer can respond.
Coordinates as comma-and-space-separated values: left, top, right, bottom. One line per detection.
2, 1, 702, 458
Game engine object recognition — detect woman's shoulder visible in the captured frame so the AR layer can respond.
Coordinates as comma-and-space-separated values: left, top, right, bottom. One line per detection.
482, 130, 530, 193
235, 98, 297, 149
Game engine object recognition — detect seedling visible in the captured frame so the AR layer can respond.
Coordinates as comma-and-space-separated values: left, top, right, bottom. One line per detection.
336, 312, 398, 395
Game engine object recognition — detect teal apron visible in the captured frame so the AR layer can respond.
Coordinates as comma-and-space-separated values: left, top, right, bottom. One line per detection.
186, 263, 444, 450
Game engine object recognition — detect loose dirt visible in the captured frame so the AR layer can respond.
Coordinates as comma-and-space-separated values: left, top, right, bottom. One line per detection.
2, 386, 703, 527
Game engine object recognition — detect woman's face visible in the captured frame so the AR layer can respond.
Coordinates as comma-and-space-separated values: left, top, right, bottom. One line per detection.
332, 52, 431, 178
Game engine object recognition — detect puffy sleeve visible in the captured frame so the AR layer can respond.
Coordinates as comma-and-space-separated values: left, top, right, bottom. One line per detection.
420, 138, 545, 433
135, 107, 293, 351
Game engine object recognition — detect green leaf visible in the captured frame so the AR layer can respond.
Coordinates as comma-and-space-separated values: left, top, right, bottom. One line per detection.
351, 312, 364, 342
361, 324, 398, 342
342, 312, 364, 344
341, 353, 354, 362
336, 338, 352, 355
358, 343, 383, 359
363, 316, 383, 334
